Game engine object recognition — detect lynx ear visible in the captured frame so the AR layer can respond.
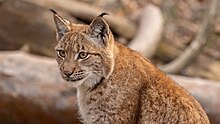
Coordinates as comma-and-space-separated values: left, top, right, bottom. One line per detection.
50, 9, 71, 40
86, 13, 110, 46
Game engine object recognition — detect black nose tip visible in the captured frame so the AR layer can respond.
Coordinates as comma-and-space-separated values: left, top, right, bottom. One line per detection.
63, 71, 73, 77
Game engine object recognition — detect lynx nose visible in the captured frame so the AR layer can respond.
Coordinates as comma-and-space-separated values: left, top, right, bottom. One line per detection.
63, 71, 73, 77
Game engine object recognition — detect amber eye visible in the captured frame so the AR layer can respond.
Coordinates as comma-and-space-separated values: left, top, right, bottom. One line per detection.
58, 50, 65, 58
78, 52, 88, 59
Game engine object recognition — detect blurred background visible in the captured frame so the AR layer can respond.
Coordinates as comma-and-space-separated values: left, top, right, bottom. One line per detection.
0, 0, 220, 124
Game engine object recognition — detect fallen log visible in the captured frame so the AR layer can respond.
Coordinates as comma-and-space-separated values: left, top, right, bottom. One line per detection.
0, 0, 57, 56
0, 0, 136, 56
171, 75, 220, 124
0, 51, 220, 123
0, 51, 80, 124
22, 0, 136, 39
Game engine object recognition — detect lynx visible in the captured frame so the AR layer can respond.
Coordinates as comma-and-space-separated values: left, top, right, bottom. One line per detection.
51, 10, 210, 124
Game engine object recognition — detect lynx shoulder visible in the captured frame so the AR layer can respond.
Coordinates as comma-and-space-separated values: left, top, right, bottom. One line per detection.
51, 10, 210, 124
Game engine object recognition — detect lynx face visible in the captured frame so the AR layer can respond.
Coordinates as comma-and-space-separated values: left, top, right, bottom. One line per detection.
52, 11, 114, 88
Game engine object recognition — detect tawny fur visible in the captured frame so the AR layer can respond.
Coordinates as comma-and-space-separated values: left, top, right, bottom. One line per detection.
51, 11, 210, 124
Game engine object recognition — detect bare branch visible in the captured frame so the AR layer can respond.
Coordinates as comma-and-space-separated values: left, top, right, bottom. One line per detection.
128, 4, 164, 58
159, 0, 218, 74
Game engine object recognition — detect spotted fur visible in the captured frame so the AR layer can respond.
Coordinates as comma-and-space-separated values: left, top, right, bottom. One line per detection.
51, 10, 210, 124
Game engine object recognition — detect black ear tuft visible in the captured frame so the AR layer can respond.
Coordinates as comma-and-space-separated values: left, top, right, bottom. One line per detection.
49, 9, 58, 14
98, 12, 109, 18
50, 10, 71, 41
86, 16, 110, 46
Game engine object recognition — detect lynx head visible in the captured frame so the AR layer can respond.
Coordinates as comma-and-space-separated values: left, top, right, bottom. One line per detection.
51, 10, 115, 88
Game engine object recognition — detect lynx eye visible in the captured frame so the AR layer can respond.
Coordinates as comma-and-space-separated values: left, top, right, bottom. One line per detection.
57, 50, 65, 58
78, 52, 88, 59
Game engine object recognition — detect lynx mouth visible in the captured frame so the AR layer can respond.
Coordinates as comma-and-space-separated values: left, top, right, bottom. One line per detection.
66, 76, 85, 82
63, 73, 88, 83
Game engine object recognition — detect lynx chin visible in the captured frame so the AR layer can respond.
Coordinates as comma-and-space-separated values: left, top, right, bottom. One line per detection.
51, 10, 210, 124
